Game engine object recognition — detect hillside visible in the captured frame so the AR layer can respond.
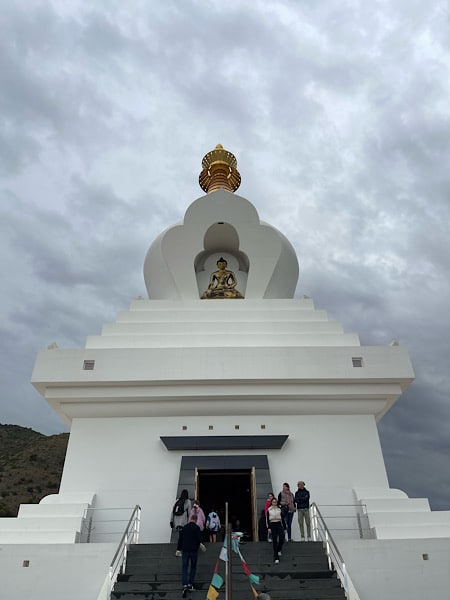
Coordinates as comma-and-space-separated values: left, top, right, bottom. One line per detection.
0, 424, 68, 517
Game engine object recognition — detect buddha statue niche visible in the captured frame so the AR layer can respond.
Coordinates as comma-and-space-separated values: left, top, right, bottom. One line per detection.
201, 257, 244, 299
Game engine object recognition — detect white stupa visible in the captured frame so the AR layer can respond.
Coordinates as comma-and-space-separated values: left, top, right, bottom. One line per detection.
1, 145, 449, 600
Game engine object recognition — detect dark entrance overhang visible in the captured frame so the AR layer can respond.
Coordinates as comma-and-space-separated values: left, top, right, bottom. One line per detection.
160, 435, 288, 451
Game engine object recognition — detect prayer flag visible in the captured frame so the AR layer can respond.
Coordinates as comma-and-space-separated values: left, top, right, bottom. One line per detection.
249, 574, 260, 585
207, 585, 219, 600
242, 561, 251, 576
211, 573, 224, 589
219, 546, 228, 562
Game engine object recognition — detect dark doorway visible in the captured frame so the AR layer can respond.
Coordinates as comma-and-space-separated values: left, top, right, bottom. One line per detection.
197, 470, 254, 540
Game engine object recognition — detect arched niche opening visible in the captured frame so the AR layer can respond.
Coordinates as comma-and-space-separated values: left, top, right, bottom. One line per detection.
195, 222, 249, 299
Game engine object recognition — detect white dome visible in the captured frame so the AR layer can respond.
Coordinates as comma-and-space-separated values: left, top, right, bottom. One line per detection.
143, 189, 299, 300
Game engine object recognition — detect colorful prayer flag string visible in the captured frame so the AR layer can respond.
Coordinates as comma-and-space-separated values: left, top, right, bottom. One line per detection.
211, 532, 261, 599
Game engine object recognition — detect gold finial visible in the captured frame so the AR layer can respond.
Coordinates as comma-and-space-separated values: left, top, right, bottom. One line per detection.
199, 144, 241, 193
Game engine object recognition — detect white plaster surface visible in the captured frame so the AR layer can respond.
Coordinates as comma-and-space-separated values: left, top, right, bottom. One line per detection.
143, 190, 299, 299
339, 538, 450, 600
18, 503, 90, 517
0, 530, 80, 543
362, 498, 431, 513
353, 487, 408, 500
373, 524, 450, 539
32, 298, 414, 428
57, 414, 389, 543
0, 543, 115, 600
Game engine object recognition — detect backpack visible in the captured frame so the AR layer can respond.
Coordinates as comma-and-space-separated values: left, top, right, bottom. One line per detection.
173, 498, 186, 517
207, 512, 220, 532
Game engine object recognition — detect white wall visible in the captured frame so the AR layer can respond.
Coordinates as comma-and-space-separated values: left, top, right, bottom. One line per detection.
0, 543, 115, 600
339, 538, 450, 600
59, 414, 388, 543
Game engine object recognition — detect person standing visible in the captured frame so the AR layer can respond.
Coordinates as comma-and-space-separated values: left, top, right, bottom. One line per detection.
206, 508, 221, 543
294, 481, 311, 541
266, 497, 286, 564
189, 500, 206, 532
170, 489, 192, 557
278, 482, 295, 541
179, 514, 204, 597
264, 492, 275, 542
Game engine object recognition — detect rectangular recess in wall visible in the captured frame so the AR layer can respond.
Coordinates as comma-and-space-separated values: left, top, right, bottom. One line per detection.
83, 360, 95, 370
352, 357, 363, 367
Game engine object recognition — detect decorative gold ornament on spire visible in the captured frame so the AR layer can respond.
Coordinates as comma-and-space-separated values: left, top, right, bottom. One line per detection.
199, 144, 241, 193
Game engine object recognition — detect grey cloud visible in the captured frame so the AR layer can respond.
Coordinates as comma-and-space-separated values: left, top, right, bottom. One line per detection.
1, 0, 449, 512
0, 126, 40, 174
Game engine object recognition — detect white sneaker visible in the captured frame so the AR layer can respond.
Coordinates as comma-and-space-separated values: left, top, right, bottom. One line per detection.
175, 550, 182, 557
278, 551, 282, 556
274, 559, 279, 564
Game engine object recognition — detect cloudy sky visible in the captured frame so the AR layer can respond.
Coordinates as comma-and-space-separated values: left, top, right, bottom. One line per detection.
1, 1, 449, 510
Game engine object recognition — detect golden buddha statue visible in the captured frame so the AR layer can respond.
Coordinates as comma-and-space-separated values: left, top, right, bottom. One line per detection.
201, 257, 244, 299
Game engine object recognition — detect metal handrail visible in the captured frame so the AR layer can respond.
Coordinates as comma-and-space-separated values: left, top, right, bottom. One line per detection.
308, 503, 372, 539
81, 506, 142, 543
310, 502, 360, 600
108, 505, 141, 596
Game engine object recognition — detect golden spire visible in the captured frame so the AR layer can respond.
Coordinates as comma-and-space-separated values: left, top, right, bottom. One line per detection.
199, 144, 241, 193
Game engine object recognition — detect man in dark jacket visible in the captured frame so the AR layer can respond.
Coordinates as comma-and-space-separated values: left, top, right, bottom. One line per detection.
179, 514, 203, 596
294, 481, 311, 540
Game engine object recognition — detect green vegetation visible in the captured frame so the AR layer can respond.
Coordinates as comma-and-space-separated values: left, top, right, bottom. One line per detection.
0, 424, 68, 517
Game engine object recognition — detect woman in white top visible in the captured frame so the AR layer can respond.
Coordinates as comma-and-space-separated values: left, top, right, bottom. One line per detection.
171, 489, 192, 557
171, 489, 192, 530
266, 497, 286, 564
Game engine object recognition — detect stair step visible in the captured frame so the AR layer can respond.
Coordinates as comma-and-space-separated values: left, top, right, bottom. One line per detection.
114, 577, 342, 590
114, 580, 343, 593
111, 590, 346, 599
111, 542, 347, 600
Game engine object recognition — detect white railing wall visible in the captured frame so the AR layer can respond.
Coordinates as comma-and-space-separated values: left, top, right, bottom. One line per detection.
95, 505, 141, 600
311, 504, 372, 540
310, 503, 361, 600
81, 506, 142, 543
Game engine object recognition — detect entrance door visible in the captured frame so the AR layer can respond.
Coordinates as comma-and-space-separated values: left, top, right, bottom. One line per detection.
196, 469, 257, 540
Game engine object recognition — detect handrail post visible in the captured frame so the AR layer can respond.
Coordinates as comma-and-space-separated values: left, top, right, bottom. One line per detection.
325, 529, 332, 570
108, 565, 114, 596
225, 502, 232, 600
311, 504, 317, 542
108, 505, 141, 591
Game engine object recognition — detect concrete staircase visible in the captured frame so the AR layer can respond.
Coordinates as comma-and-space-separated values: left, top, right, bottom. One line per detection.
111, 541, 346, 600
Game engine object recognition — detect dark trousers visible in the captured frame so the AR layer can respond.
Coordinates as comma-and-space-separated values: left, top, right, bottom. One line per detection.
270, 522, 284, 560
182, 550, 198, 586
284, 511, 294, 540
